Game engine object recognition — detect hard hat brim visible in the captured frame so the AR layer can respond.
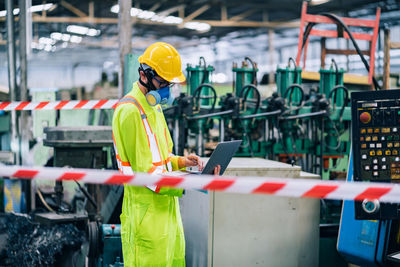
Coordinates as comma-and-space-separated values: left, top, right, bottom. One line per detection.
169, 73, 186, 83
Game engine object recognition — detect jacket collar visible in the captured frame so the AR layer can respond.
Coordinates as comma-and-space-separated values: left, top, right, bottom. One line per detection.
128, 81, 161, 115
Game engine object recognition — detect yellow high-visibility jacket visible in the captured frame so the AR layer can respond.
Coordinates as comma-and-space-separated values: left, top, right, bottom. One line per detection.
112, 81, 185, 267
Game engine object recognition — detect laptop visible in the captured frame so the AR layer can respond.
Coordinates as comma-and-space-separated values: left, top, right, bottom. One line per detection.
188, 140, 242, 175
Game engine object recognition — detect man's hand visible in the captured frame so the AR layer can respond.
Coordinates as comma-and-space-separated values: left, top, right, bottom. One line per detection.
184, 154, 204, 170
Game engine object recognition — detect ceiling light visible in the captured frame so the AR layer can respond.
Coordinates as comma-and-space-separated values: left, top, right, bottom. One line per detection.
66, 25, 101, 36
87, 29, 100, 36
61, 34, 71, 42
0, 3, 54, 17
310, 0, 331, 5
70, 35, 82, 43
39, 37, 56, 45
67, 25, 88, 35
110, 4, 119, 13
30, 3, 54, 13
110, 5, 184, 26
163, 16, 183, 24
50, 32, 62, 40
184, 22, 211, 32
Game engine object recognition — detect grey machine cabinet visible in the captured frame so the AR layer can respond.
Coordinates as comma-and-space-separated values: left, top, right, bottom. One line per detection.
180, 158, 320, 267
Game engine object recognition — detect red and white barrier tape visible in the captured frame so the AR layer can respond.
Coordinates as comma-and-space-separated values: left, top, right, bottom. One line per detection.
0, 99, 119, 111
0, 165, 399, 203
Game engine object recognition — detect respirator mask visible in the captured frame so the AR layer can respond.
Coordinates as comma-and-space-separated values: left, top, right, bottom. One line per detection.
139, 64, 173, 106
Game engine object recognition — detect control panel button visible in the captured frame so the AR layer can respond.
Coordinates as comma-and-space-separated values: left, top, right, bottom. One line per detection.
394, 127, 398, 133
382, 165, 387, 170
373, 165, 378, 170
377, 143, 382, 148
370, 150, 376, 156
382, 157, 387, 162
382, 128, 391, 133
362, 154, 368, 160
388, 142, 393, 148
361, 129, 366, 134
361, 144, 367, 149
385, 150, 391, 156
360, 112, 371, 124
373, 171, 379, 177
366, 136, 371, 142
395, 157, 400, 162
377, 150, 383, 156
373, 159, 378, 164
395, 142, 400, 148
394, 150, 398, 155
381, 136, 386, 141
365, 165, 370, 171
367, 128, 373, 134
372, 136, 378, 141
370, 143, 376, 148
388, 136, 393, 141
374, 128, 380, 133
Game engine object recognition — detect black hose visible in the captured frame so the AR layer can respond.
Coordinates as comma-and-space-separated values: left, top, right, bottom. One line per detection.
240, 84, 261, 114
192, 83, 218, 112
300, 13, 380, 90
288, 57, 298, 83
283, 84, 305, 107
328, 85, 349, 123
331, 58, 340, 85
199, 56, 208, 84
245, 56, 257, 85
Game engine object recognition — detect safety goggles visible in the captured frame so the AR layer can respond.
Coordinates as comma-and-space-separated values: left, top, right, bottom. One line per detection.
153, 75, 173, 88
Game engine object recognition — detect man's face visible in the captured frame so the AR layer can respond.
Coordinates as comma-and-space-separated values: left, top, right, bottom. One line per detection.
152, 75, 172, 89
140, 70, 171, 90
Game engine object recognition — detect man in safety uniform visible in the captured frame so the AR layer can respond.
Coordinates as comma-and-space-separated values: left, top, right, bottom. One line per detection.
112, 42, 219, 266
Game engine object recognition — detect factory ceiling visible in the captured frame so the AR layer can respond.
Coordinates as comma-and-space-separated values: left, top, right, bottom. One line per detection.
0, 0, 398, 54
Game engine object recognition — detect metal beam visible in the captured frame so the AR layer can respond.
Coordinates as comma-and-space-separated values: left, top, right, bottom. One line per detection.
60, 0, 87, 18
89, 1, 94, 18
0, 15, 300, 29
149, 2, 162, 12
181, 4, 210, 23
221, 4, 227, 21
158, 4, 186, 17
229, 9, 258, 22
118, 0, 132, 98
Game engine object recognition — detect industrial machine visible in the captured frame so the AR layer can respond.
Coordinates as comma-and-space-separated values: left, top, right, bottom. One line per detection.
338, 89, 400, 266
41, 126, 123, 267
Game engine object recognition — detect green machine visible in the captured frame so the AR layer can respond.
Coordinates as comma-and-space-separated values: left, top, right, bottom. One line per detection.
320, 60, 350, 181
232, 57, 258, 98
276, 58, 302, 104
186, 56, 214, 97
185, 57, 217, 156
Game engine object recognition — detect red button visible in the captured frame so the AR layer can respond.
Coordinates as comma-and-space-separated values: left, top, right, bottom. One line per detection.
360, 112, 371, 124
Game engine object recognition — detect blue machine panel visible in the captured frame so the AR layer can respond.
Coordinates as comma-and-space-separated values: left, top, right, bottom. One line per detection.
337, 150, 389, 266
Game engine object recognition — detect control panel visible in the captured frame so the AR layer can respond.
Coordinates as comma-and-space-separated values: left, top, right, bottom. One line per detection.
352, 89, 400, 219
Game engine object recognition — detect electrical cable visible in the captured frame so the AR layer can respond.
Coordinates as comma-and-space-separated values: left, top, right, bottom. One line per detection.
288, 57, 298, 83
240, 84, 261, 114
300, 13, 380, 90
245, 57, 257, 85
192, 83, 218, 113
37, 189, 56, 213
329, 85, 349, 123
283, 84, 305, 115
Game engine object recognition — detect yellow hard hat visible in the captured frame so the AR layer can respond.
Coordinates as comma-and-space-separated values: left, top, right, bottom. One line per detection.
138, 42, 186, 83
